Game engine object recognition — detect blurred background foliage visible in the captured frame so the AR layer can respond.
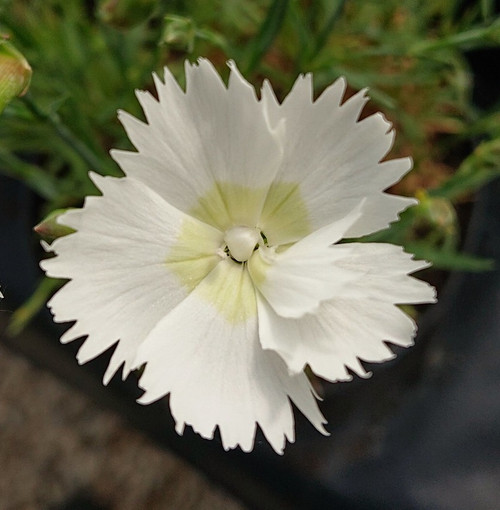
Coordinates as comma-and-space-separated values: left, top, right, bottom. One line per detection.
1, 0, 499, 331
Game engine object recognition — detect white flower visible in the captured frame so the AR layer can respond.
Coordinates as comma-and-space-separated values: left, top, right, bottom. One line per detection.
41, 59, 436, 454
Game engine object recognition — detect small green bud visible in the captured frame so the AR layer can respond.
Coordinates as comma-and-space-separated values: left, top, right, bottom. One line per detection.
34, 209, 76, 241
414, 190, 458, 249
416, 190, 456, 229
161, 15, 197, 52
0, 39, 32, 113
97, 0, 156, 28
160, 15, 227, 54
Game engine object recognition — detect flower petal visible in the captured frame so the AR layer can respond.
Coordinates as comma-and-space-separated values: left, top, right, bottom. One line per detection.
134, 258, 327, 454
41, 173, 222, 383
257, 243, 436, 380
258, 295, 416, 381
248, 201, 365, 318
261, 75, 415, 242
333, 243, 437, 304
111, 59, 283, 230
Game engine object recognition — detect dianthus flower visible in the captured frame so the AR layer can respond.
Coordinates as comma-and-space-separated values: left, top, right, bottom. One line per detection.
42, 60, 435, 453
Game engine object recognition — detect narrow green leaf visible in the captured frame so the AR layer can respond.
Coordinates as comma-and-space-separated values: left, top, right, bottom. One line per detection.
7, 277, 62, 336
480, 0, 496, 20
310, 0, 346, 60
243, 0, 289, 74
405, 242, 494, 272
0, 150, 59, 200
430, 138, 500, 201
409, 18, 500, 54
21, 94, 115, 178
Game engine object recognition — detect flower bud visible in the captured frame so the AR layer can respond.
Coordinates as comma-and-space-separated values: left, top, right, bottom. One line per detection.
97, 0, 156, 28
0, 39, 32, 113
34, 209, 76, 241
414, 190, 458, 248
161, 15, 197, 52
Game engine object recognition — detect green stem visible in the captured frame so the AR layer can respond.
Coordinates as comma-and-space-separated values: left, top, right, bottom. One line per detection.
21, 94, 105, 175
243, 0, 290, 74
310, 0, 346, 61
409, 20, 500, 55
0, 149, 59, 200
7, 277, 63, 336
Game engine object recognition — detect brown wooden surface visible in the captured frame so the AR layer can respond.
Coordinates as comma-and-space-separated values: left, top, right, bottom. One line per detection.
0, 318, 246, 510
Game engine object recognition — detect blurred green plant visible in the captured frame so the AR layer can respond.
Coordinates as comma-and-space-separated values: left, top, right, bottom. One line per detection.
97, 0, 158, 28
1, 0, 499, 332
161, 15, 229, 54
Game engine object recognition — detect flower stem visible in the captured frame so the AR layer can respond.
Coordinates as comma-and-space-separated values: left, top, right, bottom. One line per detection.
243, 0, 289, 74
0, 149, 59, 200
7, 277, 62, 336
310, 0, 346, 61
21, 94, 105, 175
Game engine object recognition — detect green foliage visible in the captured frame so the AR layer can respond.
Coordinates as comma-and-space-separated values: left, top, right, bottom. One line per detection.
242, 0, 289, 74
1, 0, 500, 331
1, 0, 162, 210
357, 190, 495, 272
430, 138, 500, 201
6, 277, 62, 336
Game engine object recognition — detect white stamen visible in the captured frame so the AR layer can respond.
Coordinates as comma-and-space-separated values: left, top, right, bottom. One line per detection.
224, 226, 260, 262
